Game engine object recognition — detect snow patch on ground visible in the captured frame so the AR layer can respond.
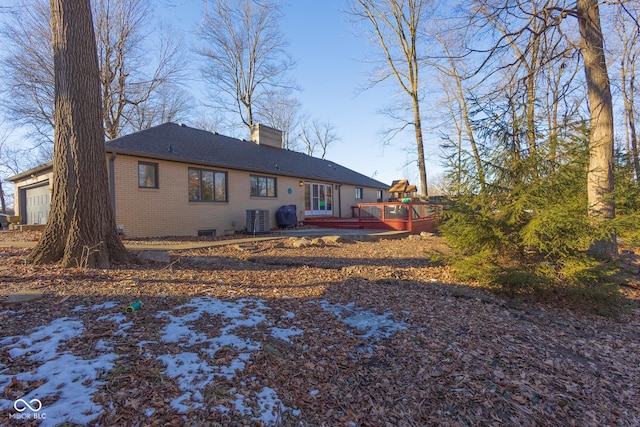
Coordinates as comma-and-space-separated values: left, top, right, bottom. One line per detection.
253, 387, 286, 424
154, 297, 300, 423
1, 297, 409, 426
72, 301, 119, 312
320, 301, 408, 341
0, 317, 116, 427
271, 326, 303, 343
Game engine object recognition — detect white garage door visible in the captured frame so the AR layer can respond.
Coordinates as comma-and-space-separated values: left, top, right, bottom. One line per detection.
25, 184, 50, 225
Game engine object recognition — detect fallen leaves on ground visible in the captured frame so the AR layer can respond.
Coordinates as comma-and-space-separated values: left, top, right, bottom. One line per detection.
0, 232, 639, 426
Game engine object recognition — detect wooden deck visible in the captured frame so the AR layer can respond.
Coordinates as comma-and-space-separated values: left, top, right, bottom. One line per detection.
302, 201, 444, 234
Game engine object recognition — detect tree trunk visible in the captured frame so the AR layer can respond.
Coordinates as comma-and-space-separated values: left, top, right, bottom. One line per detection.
576, 0, 617, 258
548, 77, 560, 171
0, 181, 6, 214
525, 58, 538, 160
414, 103, 429, 198
28, 0, 128, 268
352, 0, 428, 198
622, 66, 639, 182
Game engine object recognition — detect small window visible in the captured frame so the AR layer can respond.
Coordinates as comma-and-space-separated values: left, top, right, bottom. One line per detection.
250, 175, 277, 197
188, 167, 227, 202
355, 187, 363, 200
138, 162, 158, 188
376, 190, 383, 202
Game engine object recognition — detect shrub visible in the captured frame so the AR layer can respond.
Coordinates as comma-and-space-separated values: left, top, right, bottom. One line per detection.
440, 146, 628, 314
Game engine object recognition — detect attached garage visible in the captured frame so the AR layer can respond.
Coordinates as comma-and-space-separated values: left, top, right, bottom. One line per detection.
6, 161, 53, 226
21, 182, 51, 224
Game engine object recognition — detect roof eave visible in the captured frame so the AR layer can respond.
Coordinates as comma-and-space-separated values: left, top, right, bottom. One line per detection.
106, 148, 388, 189
6, 161, 54, 182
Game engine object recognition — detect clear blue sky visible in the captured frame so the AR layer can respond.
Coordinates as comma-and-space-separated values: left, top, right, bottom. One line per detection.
0, 0, 442, 191
163, 0, 442, 189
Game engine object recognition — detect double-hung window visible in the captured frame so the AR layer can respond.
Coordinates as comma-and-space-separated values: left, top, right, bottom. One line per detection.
355, 187, 363, 200
188, 167, 227, 202
250, 175, 277, 197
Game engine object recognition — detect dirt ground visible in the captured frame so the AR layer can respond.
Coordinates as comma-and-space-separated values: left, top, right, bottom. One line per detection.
1, 231, 640, 426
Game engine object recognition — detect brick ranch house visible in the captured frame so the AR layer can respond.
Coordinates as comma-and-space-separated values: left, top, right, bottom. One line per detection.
7, 122, 389, 238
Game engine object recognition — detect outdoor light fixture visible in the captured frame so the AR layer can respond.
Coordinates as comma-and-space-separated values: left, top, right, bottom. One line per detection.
299, 181, 304, 187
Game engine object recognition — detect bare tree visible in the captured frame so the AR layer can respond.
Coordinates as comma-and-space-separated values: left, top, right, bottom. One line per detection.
0, 0, 188, 144
542, 44, 583, 170
614, 3, 640, 182
0, 1, 55, 145
0, 130, 17, 213
191, 109, 226, 134
0, 115, 37, 214
0, 184, 6, 215
298, 118, 339, 159
428, 172, 452, 197
197, 0, 296, 130
0, 148, 29, 214
460, 0, 588, 184
349, 0, 430, 198
95, 0, 187, 139
254, 90, 301, 151
126, 84, 193, 131
29, 0, 127, 267
435, 35, 486, 193
476, 6, 539, 158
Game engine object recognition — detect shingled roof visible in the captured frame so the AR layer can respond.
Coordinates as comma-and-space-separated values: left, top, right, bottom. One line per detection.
105, 122, 388, 188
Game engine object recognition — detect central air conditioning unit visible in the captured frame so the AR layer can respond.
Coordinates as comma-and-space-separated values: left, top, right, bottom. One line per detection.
246, 209, 270, 234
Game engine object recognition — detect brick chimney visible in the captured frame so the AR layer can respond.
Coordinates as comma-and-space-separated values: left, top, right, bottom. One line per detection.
250, 124, 283, 149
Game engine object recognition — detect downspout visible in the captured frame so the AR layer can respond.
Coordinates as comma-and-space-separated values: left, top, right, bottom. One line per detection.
109, 152, 116, 214
336, 183, 342, 217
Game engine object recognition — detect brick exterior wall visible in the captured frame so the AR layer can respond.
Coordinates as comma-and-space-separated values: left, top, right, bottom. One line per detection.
11, 155, 388, 238
111, 154, 386, 238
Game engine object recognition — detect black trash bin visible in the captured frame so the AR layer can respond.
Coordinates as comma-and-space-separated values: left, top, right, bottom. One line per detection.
275, 205, 297, 228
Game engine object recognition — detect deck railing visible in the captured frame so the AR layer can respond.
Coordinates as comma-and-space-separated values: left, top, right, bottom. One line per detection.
349, 201, 444, 233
